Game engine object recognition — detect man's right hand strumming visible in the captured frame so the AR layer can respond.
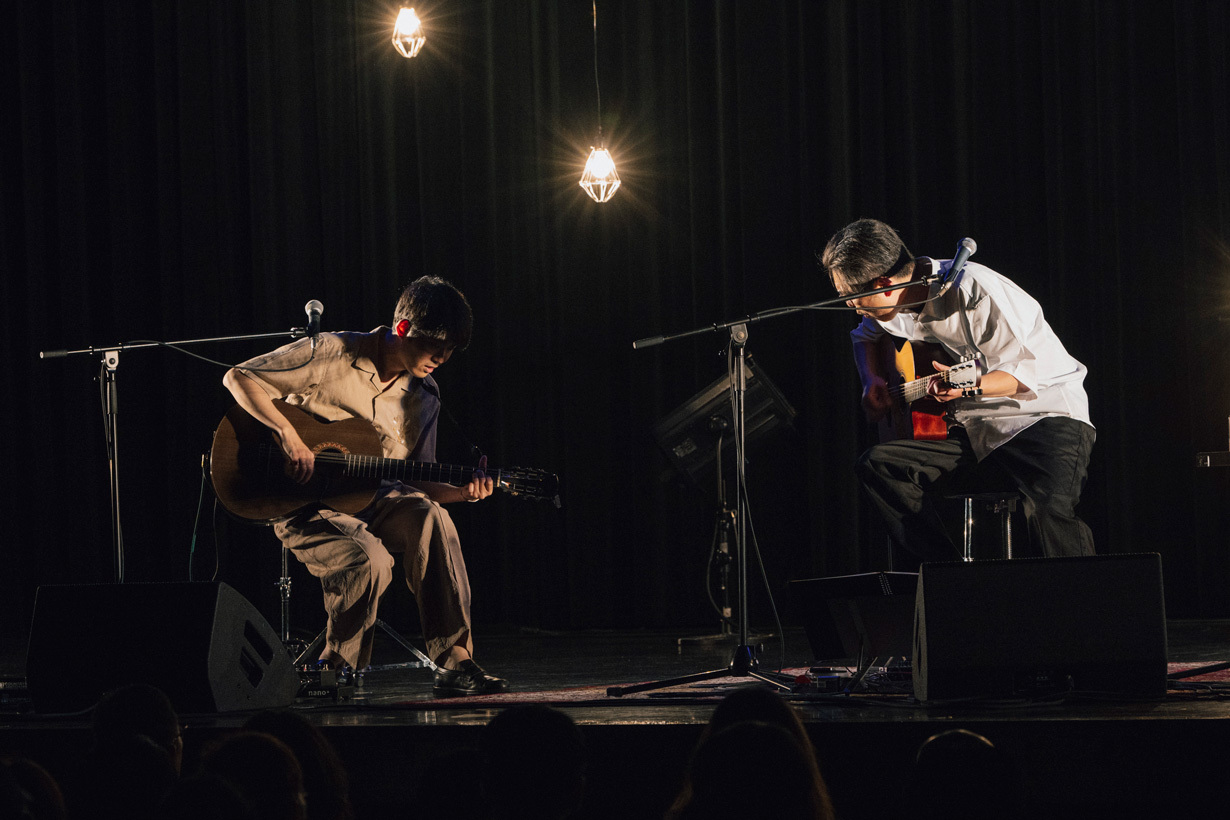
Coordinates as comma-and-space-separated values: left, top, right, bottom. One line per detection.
224, 367, 316, 484
275, 427, 315, 484
862, 376, 891, 423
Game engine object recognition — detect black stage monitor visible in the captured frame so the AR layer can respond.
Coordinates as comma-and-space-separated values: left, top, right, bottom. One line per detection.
654, 355, 797, 486
913, 554, 1168, 701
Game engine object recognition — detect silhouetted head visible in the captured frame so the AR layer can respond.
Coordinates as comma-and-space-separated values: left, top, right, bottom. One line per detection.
481, 705, 586, 820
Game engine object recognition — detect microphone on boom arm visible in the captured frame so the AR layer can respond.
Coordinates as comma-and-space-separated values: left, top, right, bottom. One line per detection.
933, 238, 977, 295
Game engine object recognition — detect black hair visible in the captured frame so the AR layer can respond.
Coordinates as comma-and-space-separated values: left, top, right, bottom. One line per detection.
393, 276, 474, 351
819, 218, 914, 291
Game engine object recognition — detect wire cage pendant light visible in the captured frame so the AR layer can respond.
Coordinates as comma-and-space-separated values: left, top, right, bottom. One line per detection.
581, 146, 620, 203
392, 8, 426, 58
580, 1, 620, 203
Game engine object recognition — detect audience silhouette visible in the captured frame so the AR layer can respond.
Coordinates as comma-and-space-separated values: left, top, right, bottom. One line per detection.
480, 704, 587, 820
666, 685, 836, 820
667, 719, 836, 820
67, 684, 182, 820
908, 728, 1024, 820
198, 730, 307, 820
244, 710, 355, 820
89, 683, 183, 772
156, 772, 260, 820
0, 756, 68, 820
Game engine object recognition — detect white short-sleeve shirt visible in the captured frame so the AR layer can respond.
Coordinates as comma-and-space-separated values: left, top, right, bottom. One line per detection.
850, 258, 1092, 460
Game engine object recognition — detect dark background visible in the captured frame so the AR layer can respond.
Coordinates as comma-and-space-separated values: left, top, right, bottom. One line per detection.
4, 1, 1230, 654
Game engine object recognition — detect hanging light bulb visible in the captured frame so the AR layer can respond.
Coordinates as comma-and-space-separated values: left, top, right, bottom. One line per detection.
580, 1, 619, 203
580, 146, 621, 203
392, 8, 426, 58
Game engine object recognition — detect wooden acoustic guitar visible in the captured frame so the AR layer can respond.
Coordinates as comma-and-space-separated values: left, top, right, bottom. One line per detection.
876, 338, 981, 442
210, 400, 560, 522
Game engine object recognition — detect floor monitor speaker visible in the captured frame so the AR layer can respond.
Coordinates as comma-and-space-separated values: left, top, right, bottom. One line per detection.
26, 581, 298, 714
912, 554, 1167, 702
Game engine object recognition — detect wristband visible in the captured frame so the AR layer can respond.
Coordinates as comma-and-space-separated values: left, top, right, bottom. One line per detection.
961, 387, 983, 398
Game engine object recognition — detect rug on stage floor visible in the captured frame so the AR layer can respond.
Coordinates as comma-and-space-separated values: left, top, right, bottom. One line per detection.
390, 662, 1230, 709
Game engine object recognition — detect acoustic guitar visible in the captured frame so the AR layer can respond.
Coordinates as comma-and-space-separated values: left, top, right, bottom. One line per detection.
210, 400, 560, 522
876, 338, 981, 442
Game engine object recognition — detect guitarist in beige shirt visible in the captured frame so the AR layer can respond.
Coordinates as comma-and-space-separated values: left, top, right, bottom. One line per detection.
223, 275, 507, 697
821, 219, 1095, 562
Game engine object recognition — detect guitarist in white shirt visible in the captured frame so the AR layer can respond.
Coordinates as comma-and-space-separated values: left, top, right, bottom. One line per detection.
223, 275, 508, 697
820, 218, 1096, 561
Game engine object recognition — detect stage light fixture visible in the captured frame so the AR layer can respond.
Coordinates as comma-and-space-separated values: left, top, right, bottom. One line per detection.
579, 1, 620, 203
392, 7, 426, 58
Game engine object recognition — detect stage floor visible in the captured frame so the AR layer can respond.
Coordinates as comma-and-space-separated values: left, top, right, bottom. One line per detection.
4, 620, 1230, 819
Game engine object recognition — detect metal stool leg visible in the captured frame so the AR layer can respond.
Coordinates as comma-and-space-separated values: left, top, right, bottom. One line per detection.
950, 492, 1018, 561
999, 501, 1013, 559
962, 497, 975, 561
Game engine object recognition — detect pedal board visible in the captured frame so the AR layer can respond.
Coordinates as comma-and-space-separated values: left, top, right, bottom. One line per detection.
297, 667, 354, 702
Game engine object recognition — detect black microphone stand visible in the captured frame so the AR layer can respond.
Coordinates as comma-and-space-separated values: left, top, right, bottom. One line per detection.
607, 279, 943, 697
39, 326, 316, 584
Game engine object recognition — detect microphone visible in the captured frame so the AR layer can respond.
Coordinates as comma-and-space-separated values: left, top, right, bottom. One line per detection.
937, 238, 977, 294
304, 300, 324, 347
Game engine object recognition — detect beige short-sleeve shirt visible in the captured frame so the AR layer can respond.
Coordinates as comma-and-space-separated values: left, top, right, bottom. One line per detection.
236, 327, 439, 461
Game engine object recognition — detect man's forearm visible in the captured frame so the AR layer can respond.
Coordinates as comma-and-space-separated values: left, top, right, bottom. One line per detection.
223, 369, 293, 435
853, 340, 885, 386
413, 481, 470, 505
975, 369, 1026, 398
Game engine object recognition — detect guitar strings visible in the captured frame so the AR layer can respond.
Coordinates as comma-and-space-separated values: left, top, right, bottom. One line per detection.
254, 443, 551, 495
280, 448, 475, 482
885, 365, 978, 400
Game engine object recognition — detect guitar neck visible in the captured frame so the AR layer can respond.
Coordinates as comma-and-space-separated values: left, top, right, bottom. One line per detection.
315, 452, 481, 486
893, 362, 977, 405
898, 376, 933, 404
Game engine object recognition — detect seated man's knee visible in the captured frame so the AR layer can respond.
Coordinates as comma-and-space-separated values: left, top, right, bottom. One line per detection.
355, 546, 395, 583
855, 445, 890, 482
392, 495, 449, 526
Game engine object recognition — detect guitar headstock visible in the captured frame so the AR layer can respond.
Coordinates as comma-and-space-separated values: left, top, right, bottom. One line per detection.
943, 357, 982, 390
496, 467, 562, 508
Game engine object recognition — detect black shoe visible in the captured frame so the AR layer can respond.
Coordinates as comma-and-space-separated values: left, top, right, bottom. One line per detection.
432, 659, 509, 697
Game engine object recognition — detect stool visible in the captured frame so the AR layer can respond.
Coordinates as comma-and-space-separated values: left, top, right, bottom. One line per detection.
947, 491, 1019, 561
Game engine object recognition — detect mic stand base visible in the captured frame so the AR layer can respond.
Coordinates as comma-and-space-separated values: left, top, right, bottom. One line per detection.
606, 645, 792, 697
677, 630, 773, 648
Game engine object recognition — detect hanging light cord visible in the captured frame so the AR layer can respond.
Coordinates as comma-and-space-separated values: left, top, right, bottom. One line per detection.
592, 0, 603, 144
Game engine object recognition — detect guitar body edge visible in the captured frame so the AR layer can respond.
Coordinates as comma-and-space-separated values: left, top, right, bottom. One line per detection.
210, 401, 383, 523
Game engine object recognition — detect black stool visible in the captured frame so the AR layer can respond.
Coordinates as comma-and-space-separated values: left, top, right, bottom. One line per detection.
946, 491, 1019, 561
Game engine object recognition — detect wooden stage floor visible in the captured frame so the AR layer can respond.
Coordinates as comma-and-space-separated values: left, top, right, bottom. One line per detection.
3, 620, 1230, 819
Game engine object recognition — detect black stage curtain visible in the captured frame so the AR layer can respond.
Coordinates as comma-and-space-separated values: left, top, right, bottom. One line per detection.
4, 1, 1229, 646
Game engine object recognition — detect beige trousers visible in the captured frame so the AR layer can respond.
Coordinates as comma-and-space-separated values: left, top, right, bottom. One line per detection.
275, 485, 473, 669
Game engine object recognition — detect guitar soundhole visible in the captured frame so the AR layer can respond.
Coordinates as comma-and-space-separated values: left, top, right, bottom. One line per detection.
307, 445, 349, 491
313, 440, 350, 456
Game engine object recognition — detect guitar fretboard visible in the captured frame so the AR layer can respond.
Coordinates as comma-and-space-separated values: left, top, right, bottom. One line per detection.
327, 452, 482, 484
895, 378, 932, 404
887, 357, 979, 405
259, 445, 484, 485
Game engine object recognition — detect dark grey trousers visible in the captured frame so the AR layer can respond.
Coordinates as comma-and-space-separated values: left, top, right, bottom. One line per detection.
856, 417, 1096, 560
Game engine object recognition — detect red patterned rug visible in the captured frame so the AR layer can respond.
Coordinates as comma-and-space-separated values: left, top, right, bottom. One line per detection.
1167, 661, 1230, 682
